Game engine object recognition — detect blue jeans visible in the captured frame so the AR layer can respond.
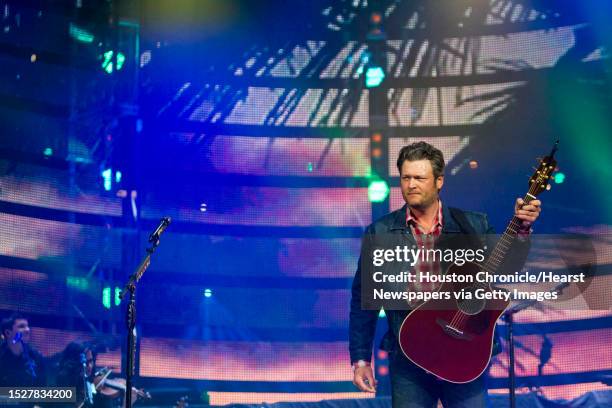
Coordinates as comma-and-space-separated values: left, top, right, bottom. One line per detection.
390, 351, 487, 408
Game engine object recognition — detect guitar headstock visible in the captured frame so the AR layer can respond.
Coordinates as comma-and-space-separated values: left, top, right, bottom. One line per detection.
528, 140, 559, 196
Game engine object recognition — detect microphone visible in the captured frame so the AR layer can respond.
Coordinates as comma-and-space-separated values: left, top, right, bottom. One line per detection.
149, 217, 171, 243
12, 332, 22, 344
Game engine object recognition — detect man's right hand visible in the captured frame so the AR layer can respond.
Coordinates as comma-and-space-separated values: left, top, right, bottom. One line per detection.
353, 366, 377, 393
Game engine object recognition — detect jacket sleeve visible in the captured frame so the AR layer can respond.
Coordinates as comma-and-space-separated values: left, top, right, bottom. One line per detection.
349, 230, 379, 363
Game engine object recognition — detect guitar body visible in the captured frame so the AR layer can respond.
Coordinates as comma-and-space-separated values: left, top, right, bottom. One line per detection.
398, 261, 509, 383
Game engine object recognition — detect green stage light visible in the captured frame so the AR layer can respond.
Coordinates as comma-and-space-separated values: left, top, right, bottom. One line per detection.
102, 51, 114, 73
66, 276, 89, 291
69, 23, 94, 43
102, 287, 111, 309
116, 52, 126, 70
101, 51, 126, 74
43, 147, 53, 157
114, 287, 121, 306
101, 168, 112, 191
368, 180, 389, 202
554, 172, 565, 184
365, 66, 385, 88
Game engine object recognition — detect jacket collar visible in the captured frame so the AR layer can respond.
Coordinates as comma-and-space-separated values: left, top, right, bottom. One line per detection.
390, 204, 409, 231
441, 205, 462, 233
389, 203, 462, 233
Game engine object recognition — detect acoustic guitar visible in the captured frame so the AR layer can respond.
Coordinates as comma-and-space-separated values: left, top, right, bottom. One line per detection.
398, 141, 558, 383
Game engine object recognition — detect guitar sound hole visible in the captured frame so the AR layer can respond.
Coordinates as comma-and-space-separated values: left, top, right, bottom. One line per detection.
456, 286, 486, 315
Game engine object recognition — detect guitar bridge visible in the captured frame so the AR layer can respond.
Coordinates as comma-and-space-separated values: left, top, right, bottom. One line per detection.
436, 318, 473, 341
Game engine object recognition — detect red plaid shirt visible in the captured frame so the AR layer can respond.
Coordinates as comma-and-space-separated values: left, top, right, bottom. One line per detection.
406, 201, 443, 298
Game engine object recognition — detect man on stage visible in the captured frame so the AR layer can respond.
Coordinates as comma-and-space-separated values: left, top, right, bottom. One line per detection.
349, 142, 542, 408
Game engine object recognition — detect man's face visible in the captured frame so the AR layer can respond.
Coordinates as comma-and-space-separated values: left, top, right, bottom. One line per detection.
400, 159, 443, 210
5, 319, 30, 344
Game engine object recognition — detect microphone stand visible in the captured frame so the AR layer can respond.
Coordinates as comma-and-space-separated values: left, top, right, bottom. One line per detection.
118, 217, 170, 408
502, 282, 569, 408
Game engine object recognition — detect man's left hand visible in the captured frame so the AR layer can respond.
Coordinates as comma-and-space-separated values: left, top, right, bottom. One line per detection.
514, 198, 541, 229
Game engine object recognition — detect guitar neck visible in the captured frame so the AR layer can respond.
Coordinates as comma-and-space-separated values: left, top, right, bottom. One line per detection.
482, 193, 536, 273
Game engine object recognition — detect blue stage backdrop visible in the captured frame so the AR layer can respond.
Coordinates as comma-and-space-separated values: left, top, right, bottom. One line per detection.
0, 0, 611, 405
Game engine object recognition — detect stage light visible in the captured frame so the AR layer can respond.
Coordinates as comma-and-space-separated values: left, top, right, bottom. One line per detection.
378, 308, 386, 318
469, 160, 478, 169
368, 180, 389, 203
368, 12, 384, 39
360, 51, 371, 65
43, 147, 53, 157
116, 52, 126, 70
307, 162, 314, 172
69, 23, 94, 43
371, 132, 384, 160
102, 287, 111, 309
66, 276, 89, 291
101, 50, 126, 74
554, 172, 565, 184
204, 288, 213, 298
30, 54, 37, 63
140, 51, 151, 67
365, 66, 385, 88
370, 12, 382, 25
377, 365, 389, 376
101, 168, 112, 191
114, 287, 121, 306
102, 51, 114, 73
102, 168, 122, 191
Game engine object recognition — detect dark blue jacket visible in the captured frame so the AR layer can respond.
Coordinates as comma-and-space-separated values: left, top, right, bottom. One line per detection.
349, 204, 529, 363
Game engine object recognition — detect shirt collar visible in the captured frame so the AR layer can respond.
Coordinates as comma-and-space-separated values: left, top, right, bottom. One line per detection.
406, 200, 444, 232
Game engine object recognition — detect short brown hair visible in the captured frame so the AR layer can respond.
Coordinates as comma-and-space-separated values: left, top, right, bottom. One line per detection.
396, 141, 445, 178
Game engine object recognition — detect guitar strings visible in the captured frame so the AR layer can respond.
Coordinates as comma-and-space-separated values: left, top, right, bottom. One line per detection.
447, 174, 544, 330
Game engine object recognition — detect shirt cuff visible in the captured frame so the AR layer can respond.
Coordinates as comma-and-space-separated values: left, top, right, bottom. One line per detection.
352, 360, 371, 371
